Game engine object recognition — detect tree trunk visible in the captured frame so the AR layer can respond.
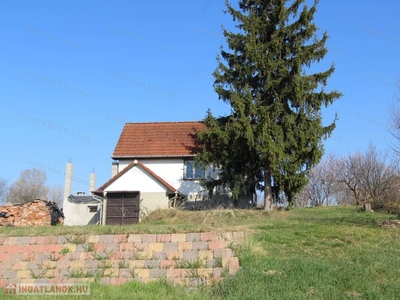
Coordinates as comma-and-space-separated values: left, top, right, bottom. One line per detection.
264, 164, 272, 210
363, 203, 372, 212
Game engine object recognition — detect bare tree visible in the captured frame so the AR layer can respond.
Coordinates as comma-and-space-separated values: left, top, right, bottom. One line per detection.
334, 154, 364, 205
295, 146, 400, 211
358, 146, 400, 211
359, 146, 396, 202
0, 177, 8, 205
333, 189, 354, 206
294, 155, 339, 207
7, 168, 49, 204
389, 80, 400, 154
336, 145, 400, 211
293, 195, 309, 207
47, 183, 64, 207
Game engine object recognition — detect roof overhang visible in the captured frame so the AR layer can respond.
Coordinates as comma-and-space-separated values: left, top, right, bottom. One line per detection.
111, 155, 196, 160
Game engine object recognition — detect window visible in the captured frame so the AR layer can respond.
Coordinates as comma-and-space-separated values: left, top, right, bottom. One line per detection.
88, 205, 98, 213
184, 160, 205, 180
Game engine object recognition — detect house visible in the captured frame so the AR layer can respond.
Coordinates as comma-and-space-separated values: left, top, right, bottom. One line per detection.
62, 121, 254, 226
93, 121, 253, 225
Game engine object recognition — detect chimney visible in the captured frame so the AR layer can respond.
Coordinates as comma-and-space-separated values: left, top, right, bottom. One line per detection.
63, 162, 73, 203
90, 167, 96, 193
112, 161, 119, 177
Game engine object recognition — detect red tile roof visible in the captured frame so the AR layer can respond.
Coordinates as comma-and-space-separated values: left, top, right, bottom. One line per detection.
95, 160, 177, 194
112, 122, 205, 158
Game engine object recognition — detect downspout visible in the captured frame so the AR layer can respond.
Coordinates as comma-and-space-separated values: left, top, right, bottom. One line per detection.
91, 194, 104, 225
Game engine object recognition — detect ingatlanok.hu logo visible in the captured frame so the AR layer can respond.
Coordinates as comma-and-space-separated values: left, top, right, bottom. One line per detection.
4, 282, 91, 295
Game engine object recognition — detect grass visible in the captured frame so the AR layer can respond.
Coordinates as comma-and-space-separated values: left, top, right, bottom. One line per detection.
67, 268, 96, 279
59, 247, 70, 255
174, 258, 206, 269
64, 234, 87, 244
0, 209, 270, 237
83, 242, 95, 252
93, 250, 111, 261
210, 208, 400, 299
1, 206, 400, 299
98, 260, 113, 270
214, 257, 223, 268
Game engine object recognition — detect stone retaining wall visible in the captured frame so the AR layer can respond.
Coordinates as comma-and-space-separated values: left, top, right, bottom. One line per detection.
0, 232, 243, 287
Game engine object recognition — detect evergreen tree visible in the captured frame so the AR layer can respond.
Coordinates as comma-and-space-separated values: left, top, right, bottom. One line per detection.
196, 0, 342, 209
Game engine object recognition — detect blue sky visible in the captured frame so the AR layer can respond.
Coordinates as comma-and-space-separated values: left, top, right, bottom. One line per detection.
1, 0, 399, 195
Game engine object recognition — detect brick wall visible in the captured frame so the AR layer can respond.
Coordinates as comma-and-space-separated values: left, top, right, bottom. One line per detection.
0, 200, 52, 227
0, 232, 244, 287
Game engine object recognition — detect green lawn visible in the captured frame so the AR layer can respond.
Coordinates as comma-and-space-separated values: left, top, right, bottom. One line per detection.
1, 206, 399, 300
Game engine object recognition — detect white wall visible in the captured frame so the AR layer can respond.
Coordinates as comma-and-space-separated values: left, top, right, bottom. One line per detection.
117, 158, 221, 196
139, 192, 170, 219
105, 164, 166, 193
63, 200, 100, 226
103, 165, 172, 222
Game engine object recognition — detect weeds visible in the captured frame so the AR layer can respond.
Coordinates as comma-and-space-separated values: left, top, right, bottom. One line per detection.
23, 253, 36, 262
29, 269, 46, 279
99, 260, 113, 269
49, 252, 60, 261
186, 268, 201, 278
59, 247, 70, 255
101, 269, 116, 278
118, 261, 128, 269
93, 250, 111, 260
83, 243, 95, 252
213, 257, 223, 268
221, 267, 229, 277
64, 234, 87, 245
130, 251, 151, 260
144, 261, 157, 269
42, 263, 57, 270
175, 258, 205, 269
67, 268, 95, 278
128, 268, 138, 278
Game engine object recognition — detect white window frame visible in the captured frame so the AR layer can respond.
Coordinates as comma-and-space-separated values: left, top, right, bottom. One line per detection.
183, 160, 204, 180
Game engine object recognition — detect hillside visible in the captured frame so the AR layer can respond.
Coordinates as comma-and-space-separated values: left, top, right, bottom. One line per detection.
1, 207, 399, 299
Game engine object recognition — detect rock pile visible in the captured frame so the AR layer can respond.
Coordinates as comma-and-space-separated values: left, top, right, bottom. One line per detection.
380, 219, 400, 228
0, 200, 63, 226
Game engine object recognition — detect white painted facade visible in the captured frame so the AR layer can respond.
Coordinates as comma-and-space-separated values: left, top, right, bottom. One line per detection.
62, 162, 102, 226
103, 163, 174, 220
63, 200, 101, 226
63, 157, 251, 226
116, 158, 220, 197
104, 164, 167, 193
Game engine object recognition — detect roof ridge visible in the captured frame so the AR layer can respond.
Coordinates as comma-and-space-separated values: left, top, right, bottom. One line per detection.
125, 121, 203, 124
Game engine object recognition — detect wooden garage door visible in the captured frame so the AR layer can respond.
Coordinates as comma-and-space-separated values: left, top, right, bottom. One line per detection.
106, 192, 140, 225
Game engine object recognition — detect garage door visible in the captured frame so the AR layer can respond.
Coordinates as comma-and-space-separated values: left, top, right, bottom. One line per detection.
106, 192, 140, 225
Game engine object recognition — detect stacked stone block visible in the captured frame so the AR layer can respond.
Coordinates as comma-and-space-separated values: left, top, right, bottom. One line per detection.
0, 232, 244, 287
0, 200, 52, 226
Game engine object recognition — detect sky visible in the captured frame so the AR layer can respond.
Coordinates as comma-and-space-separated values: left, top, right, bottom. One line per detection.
1, 0, 399, 196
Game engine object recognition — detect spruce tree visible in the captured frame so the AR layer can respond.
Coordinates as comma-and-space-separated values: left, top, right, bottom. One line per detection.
196, 0, 342, 209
